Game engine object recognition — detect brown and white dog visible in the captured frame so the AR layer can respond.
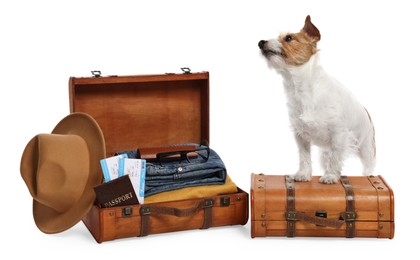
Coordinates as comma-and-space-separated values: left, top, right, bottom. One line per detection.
258, 15, 376, 184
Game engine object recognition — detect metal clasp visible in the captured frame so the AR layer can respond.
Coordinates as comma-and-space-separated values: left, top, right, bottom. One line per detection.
91, 70, 102, 77
220, 196, 230, 207
122, 207, 133, 217
315, 210, 327, 227
315, 210, 327, 218
181, 67, 191, 74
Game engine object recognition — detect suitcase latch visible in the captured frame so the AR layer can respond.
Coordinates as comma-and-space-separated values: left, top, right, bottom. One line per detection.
122, 207, 133, 217
315, 210, 327, 227
181, 67, 191, 74
220, 196, 230, 207
91, 70, 102, 77
315, 210, 327, 218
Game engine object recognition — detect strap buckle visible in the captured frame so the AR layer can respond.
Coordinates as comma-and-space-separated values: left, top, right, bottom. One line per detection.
344, 211, 357, 222
203, 198, 214, 208
140, 206, 151, 216
285, 211, 298, 221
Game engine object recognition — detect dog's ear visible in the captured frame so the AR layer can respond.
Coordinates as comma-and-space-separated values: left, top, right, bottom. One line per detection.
302, 15, 321, 42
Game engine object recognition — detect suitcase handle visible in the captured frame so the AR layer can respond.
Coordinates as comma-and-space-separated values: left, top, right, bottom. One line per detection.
139, 198, 214, 236
140, 198, 214, 217
286, 211, 356, 228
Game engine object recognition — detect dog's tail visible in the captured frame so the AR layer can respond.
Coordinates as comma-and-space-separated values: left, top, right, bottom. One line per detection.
360, 108, 376, 175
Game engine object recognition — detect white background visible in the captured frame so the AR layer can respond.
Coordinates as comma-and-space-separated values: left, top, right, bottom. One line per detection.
1, 0, 418, 258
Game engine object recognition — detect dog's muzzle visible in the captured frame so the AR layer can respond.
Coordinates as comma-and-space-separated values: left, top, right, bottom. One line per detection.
258, 40, 283, 58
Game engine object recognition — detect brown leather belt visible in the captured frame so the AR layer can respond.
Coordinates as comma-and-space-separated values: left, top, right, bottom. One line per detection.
139, 145, 198, 160
285, 175, 357, 238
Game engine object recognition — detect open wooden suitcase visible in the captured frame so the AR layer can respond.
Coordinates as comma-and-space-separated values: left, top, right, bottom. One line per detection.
69, 70, 248, 243
251, 173, 394, 238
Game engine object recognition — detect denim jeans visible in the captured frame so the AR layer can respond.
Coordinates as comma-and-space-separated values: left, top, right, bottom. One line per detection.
116, 144, 227, 197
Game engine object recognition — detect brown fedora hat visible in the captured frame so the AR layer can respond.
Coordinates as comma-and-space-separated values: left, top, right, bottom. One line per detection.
20, 112, 105, 234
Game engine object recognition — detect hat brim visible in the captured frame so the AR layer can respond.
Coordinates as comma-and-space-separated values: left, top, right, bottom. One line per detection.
32, 112, 105, 234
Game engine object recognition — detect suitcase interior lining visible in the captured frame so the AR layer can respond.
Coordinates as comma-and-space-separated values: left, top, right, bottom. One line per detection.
71, 79, 209, 155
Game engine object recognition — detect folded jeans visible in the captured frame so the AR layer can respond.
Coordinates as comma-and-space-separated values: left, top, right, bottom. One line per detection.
117, 144, 227, 197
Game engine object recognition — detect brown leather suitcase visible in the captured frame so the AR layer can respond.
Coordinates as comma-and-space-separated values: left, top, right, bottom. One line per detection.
69, 70, 249, 243
251, 173, 394, 238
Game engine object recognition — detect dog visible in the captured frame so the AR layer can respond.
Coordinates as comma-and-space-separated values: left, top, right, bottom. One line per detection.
258, 15, 376, 184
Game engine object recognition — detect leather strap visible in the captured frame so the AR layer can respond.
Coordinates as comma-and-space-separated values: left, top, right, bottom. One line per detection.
139, 198, 214, 237
202, 201, 213, 229
285, 175, 296, 237
340, 176, 357, 238
285, 175, 357, 237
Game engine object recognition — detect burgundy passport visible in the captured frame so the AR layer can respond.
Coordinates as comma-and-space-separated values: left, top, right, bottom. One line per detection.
94, 175, 139, 208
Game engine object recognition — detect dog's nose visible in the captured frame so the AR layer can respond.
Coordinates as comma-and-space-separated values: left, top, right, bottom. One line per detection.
258, 40, 267, 49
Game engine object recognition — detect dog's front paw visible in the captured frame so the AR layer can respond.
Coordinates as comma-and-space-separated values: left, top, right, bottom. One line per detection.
319, 174, 340, 184
292, 172, 312, 182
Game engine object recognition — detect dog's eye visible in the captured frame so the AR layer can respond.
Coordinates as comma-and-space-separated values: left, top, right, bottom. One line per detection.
285, 35, 293, 42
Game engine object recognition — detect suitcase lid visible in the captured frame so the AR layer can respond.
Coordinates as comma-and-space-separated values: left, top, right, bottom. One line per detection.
69, 71, 209, 156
